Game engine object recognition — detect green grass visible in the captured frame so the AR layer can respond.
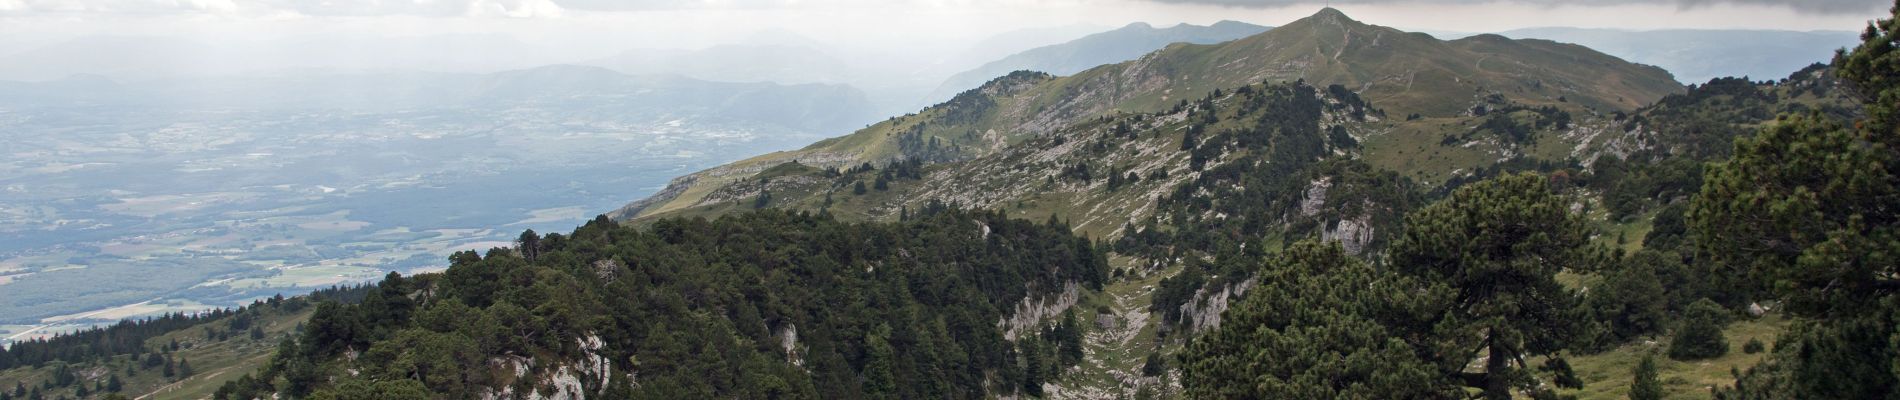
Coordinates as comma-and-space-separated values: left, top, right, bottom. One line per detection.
1598, 215, 1655, 255
0, 306, 314, 400
1362, 118, 1501, 187
1561, 314, 1789, 400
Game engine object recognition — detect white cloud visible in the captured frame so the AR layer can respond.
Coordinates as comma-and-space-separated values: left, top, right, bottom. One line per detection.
1145, 0, 1887, 15
466, 0, 565, 18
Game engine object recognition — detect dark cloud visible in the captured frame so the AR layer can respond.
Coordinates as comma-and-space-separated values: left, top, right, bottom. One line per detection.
1145, 0, 1888, 15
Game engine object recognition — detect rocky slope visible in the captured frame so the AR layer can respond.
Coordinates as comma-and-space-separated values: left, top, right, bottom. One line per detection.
610, 8, 1682, 223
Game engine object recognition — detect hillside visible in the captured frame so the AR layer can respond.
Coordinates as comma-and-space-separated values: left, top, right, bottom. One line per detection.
586, 8, 1855, 400
72, 60, 1849, 399
9, 6, 1892, 400
922, 20, 1271, 105
611, 8, 1683, 221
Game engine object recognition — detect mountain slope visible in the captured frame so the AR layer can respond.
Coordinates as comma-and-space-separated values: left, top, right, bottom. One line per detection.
922, 20, 1271, 104
3, 8, 1869, 400
612, 8, 1682, 221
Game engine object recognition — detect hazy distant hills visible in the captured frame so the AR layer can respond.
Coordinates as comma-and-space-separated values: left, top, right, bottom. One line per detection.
937, 23, 1111, 74
922, 20, 1271, 104
1497, 27, 1860, 83
584, 44, 856, 84
0, 65, 879, 133
0, 34, 586, 82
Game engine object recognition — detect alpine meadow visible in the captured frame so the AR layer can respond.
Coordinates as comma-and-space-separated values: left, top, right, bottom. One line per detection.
0, 1, 1895, 399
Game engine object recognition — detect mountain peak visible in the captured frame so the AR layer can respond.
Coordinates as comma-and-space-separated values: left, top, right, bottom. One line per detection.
1120, 22, 1155, 30
1279, 7, 1370, 32
1306, 7, 1358, 24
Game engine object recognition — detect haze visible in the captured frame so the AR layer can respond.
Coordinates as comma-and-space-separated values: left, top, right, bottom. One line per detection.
0, 0, 1883, 347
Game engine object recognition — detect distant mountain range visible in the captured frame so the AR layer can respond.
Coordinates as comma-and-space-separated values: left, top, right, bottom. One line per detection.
0, 65, 879, 133
583, 44, 856, 85
0, 34, 588, 82
1497, 27, 1860, 84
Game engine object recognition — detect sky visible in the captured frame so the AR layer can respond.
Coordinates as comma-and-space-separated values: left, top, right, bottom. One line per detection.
0, 0, 1884, 42
0, 0, 1887, 82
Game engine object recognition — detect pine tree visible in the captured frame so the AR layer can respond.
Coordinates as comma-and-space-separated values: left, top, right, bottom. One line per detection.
1629, 353, 1664, 400
515, 229, 540, 262
1056, 311, 1084, 368
1141, 352, 1165, 377
862, 324, 897, 399
1389, 172, 1590, 399
753, 190, 771, 209
1182, 240, 1450, 399
1668, 299, 1729, 360
1699, 3, 1900, 398
1022, 341, 1045, 397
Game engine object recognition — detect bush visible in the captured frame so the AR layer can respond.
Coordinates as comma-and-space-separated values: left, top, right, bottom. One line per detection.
1141, 352, 1165, 377
1743, 338, 1766, 354
1630, 353, 1664, 400
1668, 299, 1730, 360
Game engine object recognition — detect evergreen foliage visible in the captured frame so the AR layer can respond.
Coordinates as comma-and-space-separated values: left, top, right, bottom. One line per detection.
1629, 353, 1664, 400
1181, 240, 1451, 399
229, 210, 1106, 399
1668, 299, 1730, 360
1388, 172, 1592, 399
1704, 2, 1900, 398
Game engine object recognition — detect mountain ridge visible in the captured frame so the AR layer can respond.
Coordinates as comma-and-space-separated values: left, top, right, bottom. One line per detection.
612, 8, 1683, 221
921, 19, 1271, 105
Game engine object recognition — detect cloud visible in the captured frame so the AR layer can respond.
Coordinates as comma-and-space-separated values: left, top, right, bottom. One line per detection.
1143, 0, 1888, 14
0, 0, 566, 18
0, 0, 856, 17
550, 0, 797, 11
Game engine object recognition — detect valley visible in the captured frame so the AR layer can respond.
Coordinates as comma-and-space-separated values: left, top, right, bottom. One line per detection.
0, 73, 855, 342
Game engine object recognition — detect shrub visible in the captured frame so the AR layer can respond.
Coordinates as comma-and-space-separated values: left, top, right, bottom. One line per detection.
1668, 299, 1729, 360
1743, 338, 1766, 354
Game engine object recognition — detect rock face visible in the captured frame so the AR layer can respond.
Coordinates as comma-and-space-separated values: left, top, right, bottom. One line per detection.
592, 259, 622, 282
700, 175, 822, 207
1300, 177, 1376, 255
1299, 177, 1334, 217
999, 281, 1082, 340
776, 323, 803, 366
1322, 214, 1375, 255
1178, 277, 1259, 334
478, 334, 616, 400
